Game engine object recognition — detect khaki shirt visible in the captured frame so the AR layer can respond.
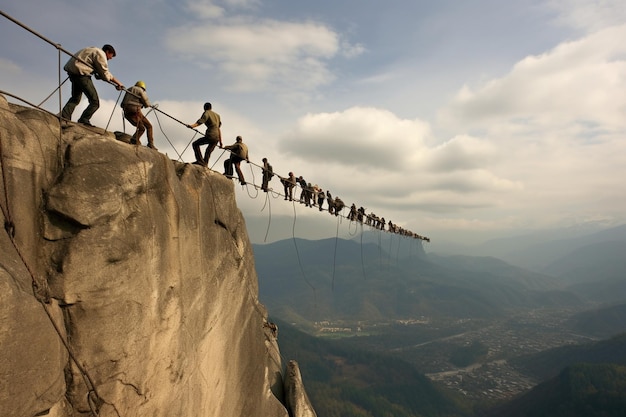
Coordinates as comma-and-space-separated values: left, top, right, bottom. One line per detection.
225, 142, 248, 160
121, 85, 151, 110
64, 47, 113, 81
196, 110, 221, 139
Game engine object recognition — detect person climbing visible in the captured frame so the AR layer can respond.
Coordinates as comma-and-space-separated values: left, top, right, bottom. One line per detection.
348, 203, 358, 221
326, 190, 334, 215
333, 197, 345, 217
317, 187, 325, 211
187, 102, 222, 166
121, 81, 156, 149
311, 184, 320, 207
61, 44, 124, 127
281, 172, 296, 201
297, 176, 308, 203
357, 207, 366, 223
304, 183, 313, 207
223, 136, 249, 185
261, 157, 273, 192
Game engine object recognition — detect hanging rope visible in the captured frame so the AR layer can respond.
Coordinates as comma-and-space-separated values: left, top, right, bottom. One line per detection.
105, 90, 124, 131
38, 76, 69, 107
0, 134, 15, 238
152, 109, 184, 161
331, 216, 340, 291
360, 224, 367, 280
261, 193, 272, 243
290, 199, 316, 292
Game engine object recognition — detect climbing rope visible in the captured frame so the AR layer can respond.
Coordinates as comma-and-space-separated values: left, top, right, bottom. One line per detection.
331, 216, 341, 290
152, 109, 184, 161
360, 224, 367, 280
37, 76, 69, 108
105, 90, 124, 131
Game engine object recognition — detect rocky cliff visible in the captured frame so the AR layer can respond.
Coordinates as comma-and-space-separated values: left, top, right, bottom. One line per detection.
0, 94, 316, 417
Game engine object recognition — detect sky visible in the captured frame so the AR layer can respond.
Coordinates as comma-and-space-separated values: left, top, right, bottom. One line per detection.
1, 0, 626, 249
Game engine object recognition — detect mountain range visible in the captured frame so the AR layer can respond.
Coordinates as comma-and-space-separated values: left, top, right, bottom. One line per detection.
255, 224, 626, 323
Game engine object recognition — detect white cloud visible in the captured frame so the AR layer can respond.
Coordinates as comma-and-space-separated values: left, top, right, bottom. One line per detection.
439, 24, 626, 134
165, 15, 362, 95
267, 106, 526, 226
546, 0, 626, 32
186, 0, 225, 19
279, 107, 431, 170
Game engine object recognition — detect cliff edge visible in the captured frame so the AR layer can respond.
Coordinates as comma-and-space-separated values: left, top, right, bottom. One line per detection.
0, 94, 315, 417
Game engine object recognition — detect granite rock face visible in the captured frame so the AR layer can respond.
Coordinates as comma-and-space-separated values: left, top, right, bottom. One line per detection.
0, 95, 315, 417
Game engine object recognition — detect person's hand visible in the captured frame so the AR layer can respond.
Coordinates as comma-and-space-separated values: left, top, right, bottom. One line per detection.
116, 84, 124, 91
186, 124, 192, 128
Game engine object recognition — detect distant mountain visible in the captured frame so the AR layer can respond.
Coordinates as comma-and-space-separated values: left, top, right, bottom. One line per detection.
255, 237, 580, 323
485, 363, 626, 417
471, 224, 626, 271
273, 319, 468, 417
427, 254, 562, 292
542, 241, 626, 303
568, 303, 626, 339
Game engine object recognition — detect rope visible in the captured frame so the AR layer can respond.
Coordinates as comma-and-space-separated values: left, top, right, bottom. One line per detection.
360, 224, 367, 280
331, 216, 340, 291
395, 232, 401, 264
152, 110, 184, 161
261, 193, 272, 243
38, 76, 69, 107
290, 200, 316, 292
0, 134, 15, 238
105, 90, 124, 131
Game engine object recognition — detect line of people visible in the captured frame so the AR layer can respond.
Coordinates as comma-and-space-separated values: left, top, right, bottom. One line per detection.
58, 44, 429, 242
273, 171, 429, 241
59, 44, 252, 184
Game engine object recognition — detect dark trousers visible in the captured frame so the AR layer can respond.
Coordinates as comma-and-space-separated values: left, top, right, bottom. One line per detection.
224, 156, 244, 182
192, 135, 219, 166
62, 74, 99, 123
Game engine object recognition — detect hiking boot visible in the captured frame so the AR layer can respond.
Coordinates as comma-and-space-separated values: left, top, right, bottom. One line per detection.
147, 143, 158, 150
78, 120, 94, 127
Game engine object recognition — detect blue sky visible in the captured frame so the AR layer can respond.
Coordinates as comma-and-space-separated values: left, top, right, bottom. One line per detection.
1, 0, 625, 247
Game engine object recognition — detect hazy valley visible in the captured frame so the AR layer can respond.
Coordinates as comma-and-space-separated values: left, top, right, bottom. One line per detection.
255, 224, 626, 416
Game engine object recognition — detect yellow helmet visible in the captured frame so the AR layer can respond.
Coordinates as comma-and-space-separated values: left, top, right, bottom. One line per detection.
135, 80, 146, 90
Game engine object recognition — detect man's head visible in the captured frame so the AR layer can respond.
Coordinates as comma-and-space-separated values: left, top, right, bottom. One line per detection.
203, 102, 212, 110
262, 158, 267, 163
236, 136, 242, 142
102, 44, 116, 60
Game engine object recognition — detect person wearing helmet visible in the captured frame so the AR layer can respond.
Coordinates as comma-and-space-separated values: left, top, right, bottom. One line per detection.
61, 44, 124, 127
121, 80, 157, 149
